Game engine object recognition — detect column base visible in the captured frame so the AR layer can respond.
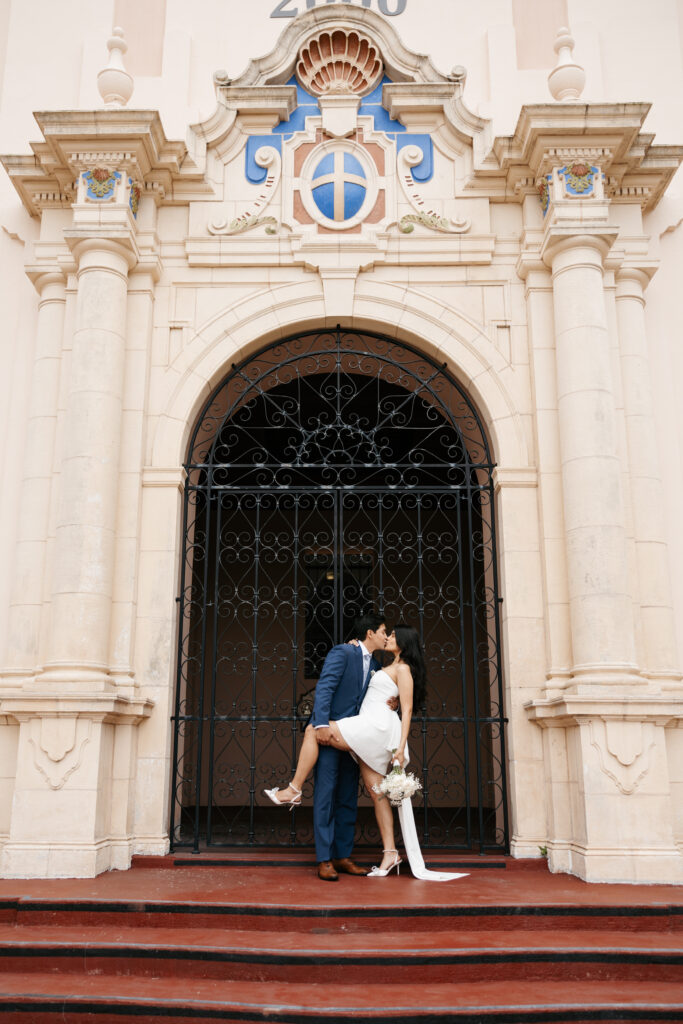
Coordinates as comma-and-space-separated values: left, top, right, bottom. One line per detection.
509, 835, 548, 859
0, 837, 136, 879
547, 840, 683, 884
0, 691, 154, 880
526, 692, 683, 885
132, 835, 171, 857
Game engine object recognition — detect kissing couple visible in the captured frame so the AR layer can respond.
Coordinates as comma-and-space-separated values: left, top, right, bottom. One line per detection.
265, 612, 468, 883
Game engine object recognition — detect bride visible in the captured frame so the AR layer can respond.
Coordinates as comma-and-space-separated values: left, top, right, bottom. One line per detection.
265, 624, 467, 882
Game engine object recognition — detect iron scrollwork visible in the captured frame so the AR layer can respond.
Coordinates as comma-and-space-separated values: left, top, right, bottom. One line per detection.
171, 327, 508, 852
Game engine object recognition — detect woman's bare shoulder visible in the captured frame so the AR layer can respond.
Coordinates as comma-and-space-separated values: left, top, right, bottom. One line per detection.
396, 662, 413, 682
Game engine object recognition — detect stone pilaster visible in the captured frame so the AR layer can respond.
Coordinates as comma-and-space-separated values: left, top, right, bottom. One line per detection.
615, 266, 681, 686
5, 271, 66, 677
517, 244, 573, 692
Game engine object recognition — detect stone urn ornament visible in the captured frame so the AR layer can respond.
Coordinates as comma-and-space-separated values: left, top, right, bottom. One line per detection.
97, 26, 134, 108
547, 27, 586, 101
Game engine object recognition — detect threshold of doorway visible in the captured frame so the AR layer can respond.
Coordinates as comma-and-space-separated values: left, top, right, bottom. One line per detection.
133, 851, 521, 871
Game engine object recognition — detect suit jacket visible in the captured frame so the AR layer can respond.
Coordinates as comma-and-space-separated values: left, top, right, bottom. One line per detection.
310, 643, 380, 728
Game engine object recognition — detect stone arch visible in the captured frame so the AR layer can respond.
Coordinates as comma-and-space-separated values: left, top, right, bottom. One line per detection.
168, 321, 512, 851
150, 280, 529, 473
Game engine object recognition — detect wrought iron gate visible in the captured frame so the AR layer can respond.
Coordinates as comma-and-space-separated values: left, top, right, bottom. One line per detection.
171, 328, 508, 851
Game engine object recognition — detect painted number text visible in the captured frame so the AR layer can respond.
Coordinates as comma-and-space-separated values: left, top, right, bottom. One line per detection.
272, 0, 407, 18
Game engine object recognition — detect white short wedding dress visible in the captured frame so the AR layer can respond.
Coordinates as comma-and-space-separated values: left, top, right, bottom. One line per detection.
337, 669, 467, 883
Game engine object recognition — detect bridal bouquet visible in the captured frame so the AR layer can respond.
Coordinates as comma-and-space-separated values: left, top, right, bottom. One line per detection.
373, 757, 422, 807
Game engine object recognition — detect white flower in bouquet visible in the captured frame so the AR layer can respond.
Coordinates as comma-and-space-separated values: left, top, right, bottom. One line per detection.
373, 756, 422, 807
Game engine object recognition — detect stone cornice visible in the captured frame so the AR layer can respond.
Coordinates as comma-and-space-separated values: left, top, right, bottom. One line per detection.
2, 109, 211, 218
382, 82, 490, 155
475, 103, 683, 211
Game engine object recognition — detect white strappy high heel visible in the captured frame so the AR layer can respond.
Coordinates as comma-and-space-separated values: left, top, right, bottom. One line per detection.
367, 849, 402, 877
263, 782, 302, 810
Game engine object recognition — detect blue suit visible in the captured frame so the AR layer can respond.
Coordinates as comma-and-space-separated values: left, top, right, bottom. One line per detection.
311, 644, 379, 863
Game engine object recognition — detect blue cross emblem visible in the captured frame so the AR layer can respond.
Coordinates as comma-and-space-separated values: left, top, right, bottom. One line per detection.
311, 150, 367, 223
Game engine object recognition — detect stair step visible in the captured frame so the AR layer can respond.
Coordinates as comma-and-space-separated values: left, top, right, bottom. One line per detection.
1, 972, 682, 1022
3, 896, 682, 933
0, 926, 681, 983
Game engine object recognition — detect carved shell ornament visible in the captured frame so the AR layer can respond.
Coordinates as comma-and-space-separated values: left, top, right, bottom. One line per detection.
296, 29, 384, 96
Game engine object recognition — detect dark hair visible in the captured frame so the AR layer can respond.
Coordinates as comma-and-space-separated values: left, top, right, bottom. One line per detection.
353, 612, 385, 641
393, 623, 427, 708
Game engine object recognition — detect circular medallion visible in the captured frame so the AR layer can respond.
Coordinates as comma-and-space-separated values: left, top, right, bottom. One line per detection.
300, 142, 377, 231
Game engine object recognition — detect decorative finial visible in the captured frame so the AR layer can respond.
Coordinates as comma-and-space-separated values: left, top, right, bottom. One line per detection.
448, 65, 467, 84
547, 26, 586, 102
97, 27, 134, 108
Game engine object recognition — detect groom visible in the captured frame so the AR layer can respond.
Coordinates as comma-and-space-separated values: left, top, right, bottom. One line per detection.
311, 612, 389, 881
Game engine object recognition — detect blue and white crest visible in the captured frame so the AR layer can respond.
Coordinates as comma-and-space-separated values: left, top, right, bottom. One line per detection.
311, 150, 367, 223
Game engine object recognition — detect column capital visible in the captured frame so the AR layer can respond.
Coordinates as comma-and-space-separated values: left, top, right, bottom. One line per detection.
615, 264, 656, 300
64, 232, 139, 274
26, 269, 67, 299
516, 246, 553, 293
541, 225, 619, 271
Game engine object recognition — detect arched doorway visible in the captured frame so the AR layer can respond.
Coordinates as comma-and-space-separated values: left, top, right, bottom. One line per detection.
171, 327, 508, 852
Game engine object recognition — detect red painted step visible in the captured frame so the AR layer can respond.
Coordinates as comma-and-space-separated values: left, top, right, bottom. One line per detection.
1, 972, 683, 1022
3, 894, 681, 933
1, 923, 681, 985
1, 860, 681, 1021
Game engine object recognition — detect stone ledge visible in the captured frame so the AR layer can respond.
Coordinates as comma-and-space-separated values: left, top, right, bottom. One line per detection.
525, 693, 683, 727
0, 692, 154, 725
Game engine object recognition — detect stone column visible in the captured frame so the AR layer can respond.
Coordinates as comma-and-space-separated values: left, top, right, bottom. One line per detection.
545, 232, 637, 685
526, 227, 683, 884
1, 229, 153, 879
6, 272, 66, 674
615, 267, 680, 684
41, 239, 134, 690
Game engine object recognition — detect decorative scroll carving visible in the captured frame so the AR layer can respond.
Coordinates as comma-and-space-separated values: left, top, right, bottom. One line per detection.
28, 717, 92, 791
589, 719, 657, 796
396, 145, 470, 234
212, 214, 278, 235
208, 147, 281, 235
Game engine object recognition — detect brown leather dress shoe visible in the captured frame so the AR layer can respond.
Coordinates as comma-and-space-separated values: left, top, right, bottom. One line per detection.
318, 860, 339, 881
332, 857, 368, 876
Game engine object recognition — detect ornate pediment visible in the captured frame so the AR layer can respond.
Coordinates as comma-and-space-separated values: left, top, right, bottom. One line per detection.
186, 4, 492, 269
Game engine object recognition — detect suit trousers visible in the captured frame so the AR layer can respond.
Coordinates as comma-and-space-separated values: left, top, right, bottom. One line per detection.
313, 744, 359, 862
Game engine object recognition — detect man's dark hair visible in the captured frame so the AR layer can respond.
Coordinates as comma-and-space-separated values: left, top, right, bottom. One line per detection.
353, 612, 385, 641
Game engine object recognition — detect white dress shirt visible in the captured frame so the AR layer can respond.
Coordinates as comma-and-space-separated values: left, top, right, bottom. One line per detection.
359, 640, 372, 685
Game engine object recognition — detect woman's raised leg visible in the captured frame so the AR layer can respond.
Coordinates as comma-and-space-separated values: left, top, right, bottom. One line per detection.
270, 724, 321, 804
269, 721, 353, 804
360, 761, 399, 872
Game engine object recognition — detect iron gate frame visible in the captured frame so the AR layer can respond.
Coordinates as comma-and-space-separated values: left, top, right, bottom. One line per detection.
170, 326, 509, 853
